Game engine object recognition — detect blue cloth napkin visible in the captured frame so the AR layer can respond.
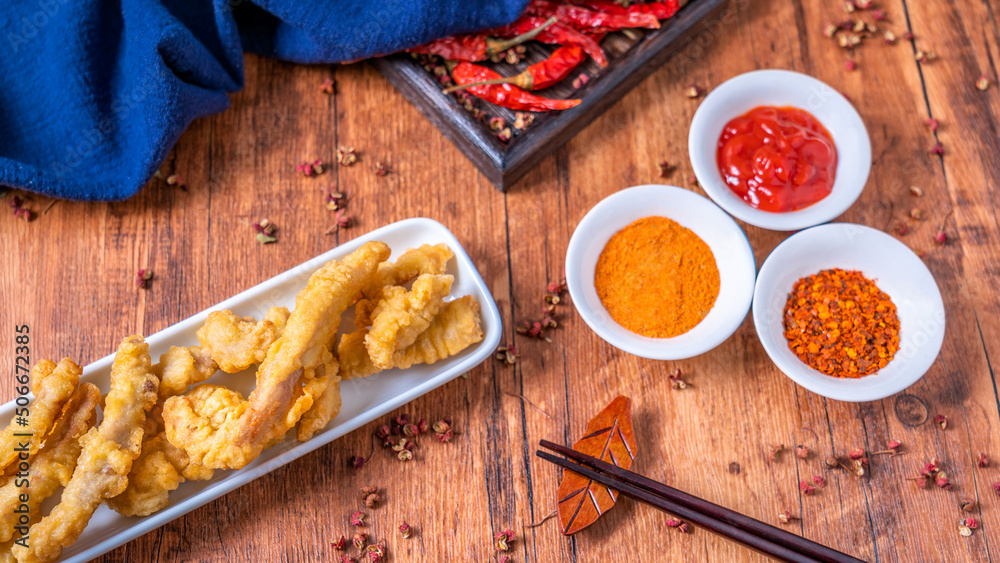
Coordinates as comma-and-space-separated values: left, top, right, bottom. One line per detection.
0, 0, 529, 200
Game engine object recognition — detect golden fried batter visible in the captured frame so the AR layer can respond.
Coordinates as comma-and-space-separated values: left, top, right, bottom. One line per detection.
362, 243, 454, 300
106, 345, 221, 517
0, 383, 99, 544
296, 348, 341, 442
13, 336, 158, 563
197, 310, 282, 373
340, 296, 483, 380
365, 274, 454, 369
0, 359, 80, 472
164, 242, 390, 471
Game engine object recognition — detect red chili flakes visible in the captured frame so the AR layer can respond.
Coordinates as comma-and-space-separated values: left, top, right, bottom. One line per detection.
783, 269, 900, 378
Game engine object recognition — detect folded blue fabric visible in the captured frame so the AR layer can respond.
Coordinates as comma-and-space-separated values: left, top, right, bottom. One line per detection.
0, 0, 529, 200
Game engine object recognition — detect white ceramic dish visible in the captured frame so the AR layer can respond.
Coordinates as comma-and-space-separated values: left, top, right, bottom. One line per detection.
752, 223, 945, 402
689, 69, 872, 231
3, 218, 501, 563
565, 185, 756, 360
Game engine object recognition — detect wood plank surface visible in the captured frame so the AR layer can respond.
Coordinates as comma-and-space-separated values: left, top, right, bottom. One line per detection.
1, 0, 999, 561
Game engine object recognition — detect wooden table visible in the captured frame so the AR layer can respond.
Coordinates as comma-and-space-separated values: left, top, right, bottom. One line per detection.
2, 0, 999, 561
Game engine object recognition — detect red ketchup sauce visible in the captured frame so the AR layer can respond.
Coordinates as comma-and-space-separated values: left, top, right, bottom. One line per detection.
716, 106, 837, 212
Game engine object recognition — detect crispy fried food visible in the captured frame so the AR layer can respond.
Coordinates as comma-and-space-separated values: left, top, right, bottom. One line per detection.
106, 345, 220, 517
154, 346, 219, 400
0, 383, 99, 544
340, 296, 484, 380
197, 309, 284, 373
296, 348, 341, 442
0, 359, 80, 472
362, 243, 454, 300
264, 306, 290, 336
163, 241, 390, 471
365, 274, 454, 369
13, 336, 158, 563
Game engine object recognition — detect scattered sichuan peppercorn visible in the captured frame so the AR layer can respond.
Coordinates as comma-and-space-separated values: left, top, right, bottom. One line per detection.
935, 472, 952, 489
977, 75, 991, 91
845, 59, 857, 71
496, 345, 518, 364
796, 445, 810, 459
657, 160, 674, 178
777, 511, 795, 525
684, 84, 703, 98
978, 453, 989, 467
825, 457, 839, 469
351, 511, 366, 527
349, 455, 366, 469
783, 269, 900, 378
929, 142, 945, 156
9, 196, 32, 221
669, 368, 691, 390
331, 536, 347, 550
812, 476, 826, 488
799, 481, 816, 495
320, 78, 335, 94
337, 146, 358, 166
495, 529, 515, 551
768, 444, 784, 463
399, 522, 413, 538
959, 498, 978, 512
910, 186, 924, 197
135, 269, 154, 289
934, 414, 949, 429
934, 231, 948, 245
297, 159, 325, 176
374, 161, 389, 176
353, 532, 367, 550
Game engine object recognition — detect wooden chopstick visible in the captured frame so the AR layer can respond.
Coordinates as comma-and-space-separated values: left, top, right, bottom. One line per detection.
538, 440, 866, 563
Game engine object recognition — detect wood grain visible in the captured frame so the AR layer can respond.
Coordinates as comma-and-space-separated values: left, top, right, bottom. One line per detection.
1, 0, 999, 561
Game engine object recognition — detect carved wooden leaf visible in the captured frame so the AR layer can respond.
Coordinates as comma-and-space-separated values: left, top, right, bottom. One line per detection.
556, 395, 636, 535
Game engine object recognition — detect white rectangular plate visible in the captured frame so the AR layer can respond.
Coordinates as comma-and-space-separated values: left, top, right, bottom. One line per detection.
2, 217, 502, 562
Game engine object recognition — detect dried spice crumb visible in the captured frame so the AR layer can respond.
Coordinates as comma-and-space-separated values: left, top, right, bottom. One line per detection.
784, 269, 900, 378
910, 186, 923, 197
883, 30, 897, 44
929, 142, 945, 156
572, 73, 589, 89
677, 522, 691, 533
977, 75, 991, 91
254, 219, 277, 244
993, 482, 1000, 495
825, 457, 839, 469
796, 445, 810, 460
337, 146, 358, 166
665, 517, 683, 528
728, 462, 741, 474
934, 231, 948, 245
977, 452, 989, 467
845, 60, 857, 71
960, 498, 978, 512
497, 127, 513, 143
894, 222, 909, 236
320, 77, 335, 94
374, 161, 389, 176
349, 455, 366, 469
769, 444, 784, 463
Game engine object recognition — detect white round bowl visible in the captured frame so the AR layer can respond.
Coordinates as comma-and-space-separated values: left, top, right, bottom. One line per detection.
689, 70, 872, 231
565, 185, 756, 360
752, 223, 945, 402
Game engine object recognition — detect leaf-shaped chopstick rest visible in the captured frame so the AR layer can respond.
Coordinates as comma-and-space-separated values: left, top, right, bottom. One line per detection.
556, 395, 636, 535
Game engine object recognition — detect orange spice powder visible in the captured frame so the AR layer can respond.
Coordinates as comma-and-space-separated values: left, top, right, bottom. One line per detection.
594, 216, 720, 338
783, 268, 900, 378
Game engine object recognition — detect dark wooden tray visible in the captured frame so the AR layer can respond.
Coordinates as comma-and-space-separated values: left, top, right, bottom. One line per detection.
372, 0, 728, 191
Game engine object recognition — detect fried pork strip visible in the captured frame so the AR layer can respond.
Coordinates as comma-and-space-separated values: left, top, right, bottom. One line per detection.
339, 296, 484, 380
365, 274, 454, 369
163, 241, 390, 471
361, 243, 454, 300
197, 307, 287, 374
0, 359, 80, 472
0, 383, 99, 544
13, 336, 158, 563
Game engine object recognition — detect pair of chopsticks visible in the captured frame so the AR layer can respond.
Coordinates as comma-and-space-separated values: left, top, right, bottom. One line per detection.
537, 440, 866, 563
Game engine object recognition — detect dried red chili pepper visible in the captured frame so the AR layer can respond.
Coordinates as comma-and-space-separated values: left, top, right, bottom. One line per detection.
570, 0, 684, 21
407, 17, 557, 61
489, 16, 608, 66
524, 0, 660, 32
444, 46, 587, 93
449, 62, 582, 112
